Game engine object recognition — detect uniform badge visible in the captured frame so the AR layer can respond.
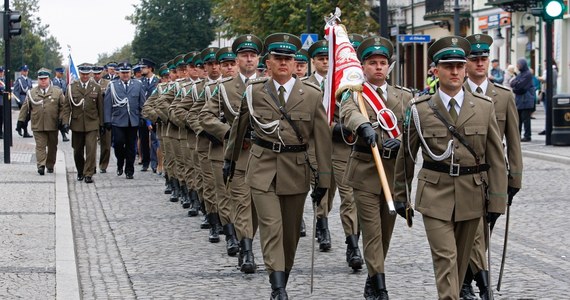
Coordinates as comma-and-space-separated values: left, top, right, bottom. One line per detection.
284, 35, 290, 42
451, 38, 458, 46
246, 35, 252, 41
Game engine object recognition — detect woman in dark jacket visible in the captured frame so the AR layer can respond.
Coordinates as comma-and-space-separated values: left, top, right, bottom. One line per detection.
510, 58, 535, 142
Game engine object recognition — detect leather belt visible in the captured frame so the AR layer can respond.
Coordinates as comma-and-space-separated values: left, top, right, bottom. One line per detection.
253, 137, 307, 153
423, 161, 490, 177
352, 144, 397, 159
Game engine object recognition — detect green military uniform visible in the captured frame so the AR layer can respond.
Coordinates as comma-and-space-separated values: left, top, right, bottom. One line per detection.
18, 68, 67, 174
63, 64, 103, 182
461, 33, 523, 300
93, 65, 112, 173
224, 33, 332, 299
393, 36, 508, 300
340, 36, 413, 297
199, 34, 263, 272
188, 47, 223, 242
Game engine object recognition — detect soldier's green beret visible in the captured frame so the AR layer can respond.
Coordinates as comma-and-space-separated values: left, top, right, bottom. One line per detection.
174, 54, 186, 67
232, 34, 263, 54
465, 34, 493, 58
185, 51, 199, 65
428, 36, 471, 64
200, 47, 220, 64
295, 49, 309, 63
348, 34, 364, 49
357, 36, 393, 61
37, 67, 51, 79
167, 60, 176, 70
77, 63, 93, 74
264, 33, 302, 57
159, 65, 169, 77
216, 47, 236, 63
308, 40, 328, 58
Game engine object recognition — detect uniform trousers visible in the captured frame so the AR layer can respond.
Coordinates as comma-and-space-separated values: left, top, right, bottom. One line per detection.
112, 126, 138, 175
251, 184, 306, 274
212, 159, 232, 225
423, 215, 479, 300
468, 218, 487, 273
231, 169, 258, 241
138, 123, 151, 168
197, 137, 216, 213
34, 131, 58, 169
181, 136, 194, 189
189, 137, 202, 195
72, 130, 98, 176
161, 135, 173, 178
99, 127, 112, 171
354, 189, 396, 275
333, 158, 358, 236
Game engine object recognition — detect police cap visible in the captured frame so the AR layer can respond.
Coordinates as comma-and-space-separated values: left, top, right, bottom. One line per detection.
357, 36, 394, 61
428, 36, 471, 64
232, 34, 263, 54
264, 33, 302, 57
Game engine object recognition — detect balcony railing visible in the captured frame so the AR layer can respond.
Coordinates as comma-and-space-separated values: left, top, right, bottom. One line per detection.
424, 0, 471, 21
486, 0, 540, 12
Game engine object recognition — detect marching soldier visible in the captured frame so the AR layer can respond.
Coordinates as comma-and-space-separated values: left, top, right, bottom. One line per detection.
348, 33, 364, 50
224, 33, 331, 299
294, 49, 309, 78
305, 40, 333, 251
201, 34, 262, 272
17, 68, 67, 175
461, 34, 523, 300
199, 46, 240, 254
188, 47, 224, 243
62, 63, 103, 183
14, 65, 34, 137
103, 63, 146, 179
340, 36, 412, 298
92, 65, 112, 173
394, 36, 508, 300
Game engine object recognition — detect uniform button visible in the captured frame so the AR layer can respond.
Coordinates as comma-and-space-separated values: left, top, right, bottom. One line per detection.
455, 145, 459, 149
281, 117, 284, 120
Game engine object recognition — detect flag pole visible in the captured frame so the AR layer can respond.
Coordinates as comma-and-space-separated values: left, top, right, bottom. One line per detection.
357, 91, 396, 215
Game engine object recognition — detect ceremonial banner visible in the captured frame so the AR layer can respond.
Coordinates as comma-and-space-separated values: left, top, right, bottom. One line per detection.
67, 45, 79, 85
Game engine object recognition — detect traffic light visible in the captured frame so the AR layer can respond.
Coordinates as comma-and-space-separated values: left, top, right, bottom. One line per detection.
543, 0, 566, 20
8, 11, 22, 37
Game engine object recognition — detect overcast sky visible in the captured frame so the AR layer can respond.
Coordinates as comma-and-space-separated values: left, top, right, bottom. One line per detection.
37, 0, 139, 65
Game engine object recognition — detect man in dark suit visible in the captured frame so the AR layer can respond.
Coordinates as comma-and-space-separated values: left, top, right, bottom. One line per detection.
103, 63, 146, 179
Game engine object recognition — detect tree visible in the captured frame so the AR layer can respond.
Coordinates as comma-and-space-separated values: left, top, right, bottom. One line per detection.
212, 0, 378, 41
96, 44, 136, 66
0, 0, 63, 75
129, 0, 216, 65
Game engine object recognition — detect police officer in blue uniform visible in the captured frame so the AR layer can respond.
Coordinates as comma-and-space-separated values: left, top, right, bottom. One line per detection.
52, 67, 69, 141
103, 62, 147, 179
13, 65, 33, 137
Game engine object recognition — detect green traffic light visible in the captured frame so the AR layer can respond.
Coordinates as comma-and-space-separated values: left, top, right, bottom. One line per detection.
544, 0, 566, 19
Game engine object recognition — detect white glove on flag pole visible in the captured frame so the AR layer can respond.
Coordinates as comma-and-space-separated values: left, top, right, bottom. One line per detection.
323, 7, 365, 125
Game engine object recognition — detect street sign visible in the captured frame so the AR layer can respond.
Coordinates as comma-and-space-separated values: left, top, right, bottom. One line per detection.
397, 34, 431, 43
301, 33, 319, 50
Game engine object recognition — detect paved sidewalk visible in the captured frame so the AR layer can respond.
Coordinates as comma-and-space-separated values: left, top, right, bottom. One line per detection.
1, 104, 569, 299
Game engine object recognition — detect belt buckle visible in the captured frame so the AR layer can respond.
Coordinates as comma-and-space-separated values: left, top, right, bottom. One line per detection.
272, 142, 282, 153
382, 147, 393, 159
449, 163, 460, 177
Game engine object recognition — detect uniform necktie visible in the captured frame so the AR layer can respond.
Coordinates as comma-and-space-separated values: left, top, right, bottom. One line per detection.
320, 77, 325, 91
244, 78, 249, 84
82, 83, 87, 89
476, 86, 483, 94
377, 87, 386, 102
123, 81, 128, 90
278, 86, 286, 107
449, 98, 458, 122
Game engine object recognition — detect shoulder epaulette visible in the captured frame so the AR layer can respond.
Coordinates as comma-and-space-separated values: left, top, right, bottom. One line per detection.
220, 77, 233, 84
181, 81, 194, 88
300, 76, 309, 81
493, 83, 511, 92
395, 85, 412, 93
249, 77, 269, 85
411, 94, 431, 105
206, 81, 218, 87
302, 80, 321, 91
471, 92, 493, 102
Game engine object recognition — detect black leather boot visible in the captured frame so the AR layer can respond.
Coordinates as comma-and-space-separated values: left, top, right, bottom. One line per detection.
170, 178, 179, 202
319, 217, 331, 251
269, 271, 288, 300
23, 128, 32, 138
181, 185, 191, 209
223, 223, 239, 256
239, 238, 256, 273
300, 218, 306, 237
460, 267, 477, 300
200, 214, 211, 229
164, 175, 172, 194
315, 217, 323, 242
364, 276, 375, 300
475, 270, 493, 300
208, 213, 220, 243
371, 273, 389, 300
345, 235, 363, 270
187, 189, 200, 216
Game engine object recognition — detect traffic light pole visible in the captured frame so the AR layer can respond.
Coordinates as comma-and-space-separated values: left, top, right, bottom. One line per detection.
3, 0, 12, 163
545, 20, 553, 145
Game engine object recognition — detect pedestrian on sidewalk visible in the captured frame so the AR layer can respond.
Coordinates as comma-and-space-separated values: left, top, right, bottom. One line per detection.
17, 68, 68, 175
510, 58, 535, 142
62, 63, 103, 183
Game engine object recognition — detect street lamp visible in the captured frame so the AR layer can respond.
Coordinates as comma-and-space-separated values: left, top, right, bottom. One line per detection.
517, 25, 529, 45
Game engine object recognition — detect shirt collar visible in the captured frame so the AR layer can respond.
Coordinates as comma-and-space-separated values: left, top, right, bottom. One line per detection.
272, 77, 296, 102
240, 72, 256, 84
467, 78, 488, 94
438, 88, 465, 110
314, 72, 325, 85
